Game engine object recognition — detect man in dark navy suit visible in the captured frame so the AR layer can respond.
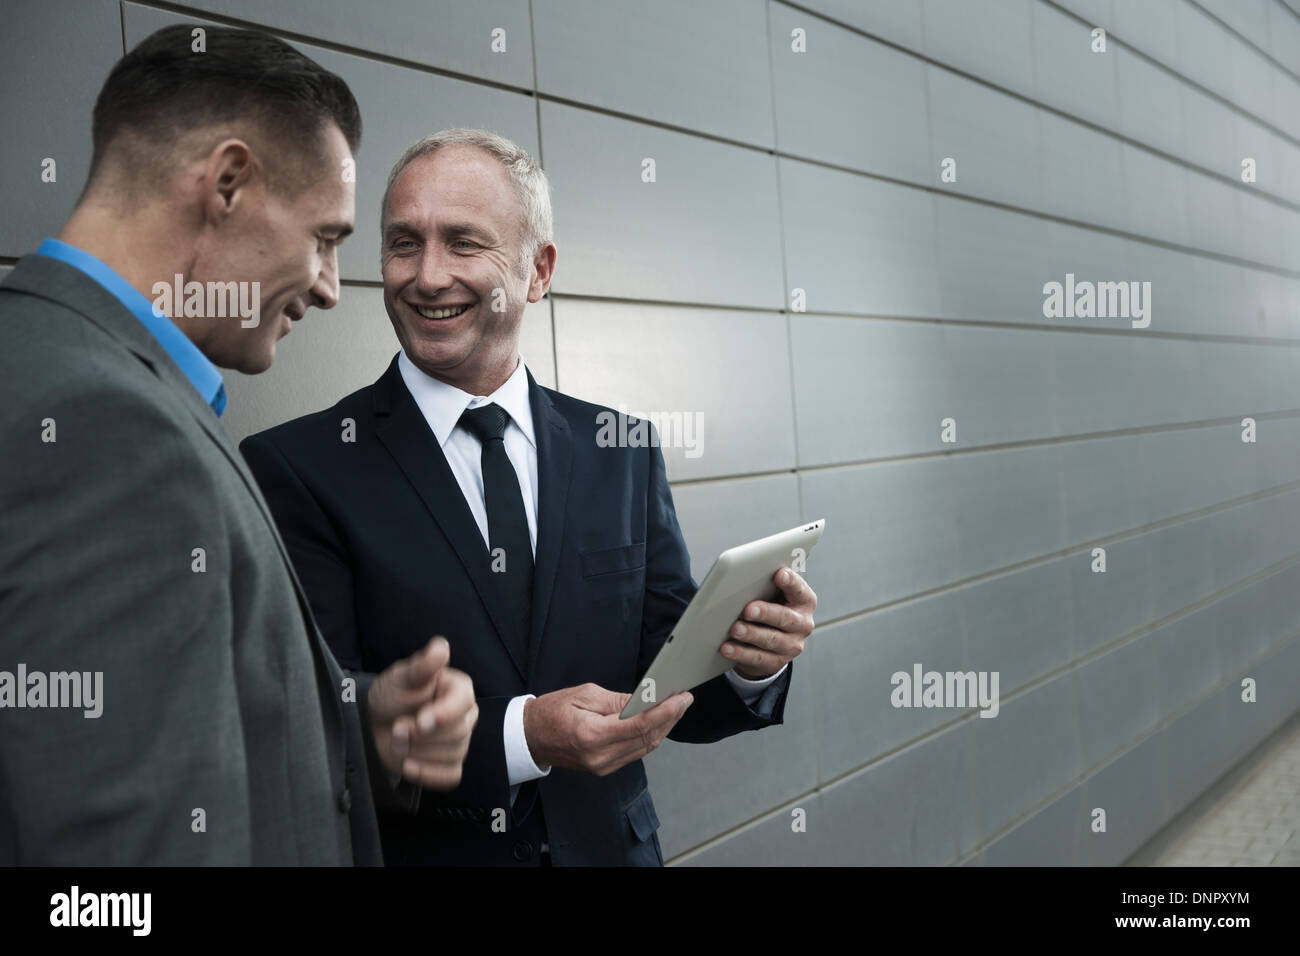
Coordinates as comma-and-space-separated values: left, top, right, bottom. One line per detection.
240, 129, 817, 866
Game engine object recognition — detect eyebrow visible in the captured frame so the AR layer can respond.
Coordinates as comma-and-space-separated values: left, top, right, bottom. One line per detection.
322, 222, 354, 239
383, 219, 496, 243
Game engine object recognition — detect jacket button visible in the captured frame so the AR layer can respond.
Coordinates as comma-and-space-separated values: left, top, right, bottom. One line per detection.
513, 840, 533, 862
337, 788, 352, 814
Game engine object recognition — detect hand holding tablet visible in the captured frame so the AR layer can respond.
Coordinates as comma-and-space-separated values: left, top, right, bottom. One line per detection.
621, 519, 825, 719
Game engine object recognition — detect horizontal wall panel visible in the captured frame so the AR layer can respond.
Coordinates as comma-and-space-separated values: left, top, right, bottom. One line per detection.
1030, 0, 1120, 129
981, 785, 1084, 865
1180, 83, 1251, 183
173, 0, 535, 87
675, 794, 829, 866
1196, 0, 1273, 55
1218, 563, 1300, 677
1175, 3, 1235, 105
668, 474, 802, 583
0, 0, 122, 258
800, 457, 961, 621
790, 315, 951, 466
770, 2, 930, 181
1082, 730, 1168, 864
970, 673, 1082, 840
1110, 0, 1180, 69
1143, 513, 1218, 623
959, 557, 1072, 695
1068, 531, 1150, 660
645, 642, 818, 859
812, 596, 969, 780
922, 0, 1036, 98
926, 66, 1043, 211
1040, 222, 1144, 334
534, 0, 774, 148
795, 0, 925, 51
950, 443, 1065, 577
543, 101, 785, 308
1074, 632, 1161, 769
553, 300, 796, 480
939, 322, 1057, 445
1051, 0, 1116, 33
818, 720, 979, 865
1162, 689, 1233, 822
1154, 600, 1228, 721
1208, 492, 1300, 592
933, 197, 1049, 324
780, 158, 940, 317
1036, 110, 1127, 231
1120, 145, 1191, 247
1114, 45, 1188, 160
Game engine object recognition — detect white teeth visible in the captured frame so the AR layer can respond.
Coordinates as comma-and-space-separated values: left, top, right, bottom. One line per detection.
415, 304, 470, 319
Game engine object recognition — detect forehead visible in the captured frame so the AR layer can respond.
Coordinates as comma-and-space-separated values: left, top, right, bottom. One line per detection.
387, 145, 521, 231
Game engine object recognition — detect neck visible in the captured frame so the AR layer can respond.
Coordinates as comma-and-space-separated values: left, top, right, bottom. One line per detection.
57, 201, 192, 309
420, 352, 521, 397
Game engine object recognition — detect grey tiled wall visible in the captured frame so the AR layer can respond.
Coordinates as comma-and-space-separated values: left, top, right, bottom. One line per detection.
5, 0, 1299, 865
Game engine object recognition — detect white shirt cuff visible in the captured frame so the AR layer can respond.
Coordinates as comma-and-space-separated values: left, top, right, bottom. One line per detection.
726, 662, 788, 704
505, 694, 551, 788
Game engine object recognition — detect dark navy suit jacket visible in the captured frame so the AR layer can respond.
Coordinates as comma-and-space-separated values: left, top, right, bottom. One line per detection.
240, 353, 791, 865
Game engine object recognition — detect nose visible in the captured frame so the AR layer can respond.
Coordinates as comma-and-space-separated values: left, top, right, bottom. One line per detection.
415, 245, 453, 297
309, 245, 341, 311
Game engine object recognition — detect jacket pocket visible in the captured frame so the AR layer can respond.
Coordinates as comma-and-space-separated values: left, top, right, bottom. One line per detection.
623, 786, 661, 843
581, 541, 646, 579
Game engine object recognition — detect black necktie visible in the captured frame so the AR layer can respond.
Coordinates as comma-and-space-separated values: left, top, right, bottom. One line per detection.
459, 403, 533, 668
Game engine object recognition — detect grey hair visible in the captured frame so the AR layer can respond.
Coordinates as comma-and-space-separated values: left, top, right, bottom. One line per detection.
381, 128, 553, 272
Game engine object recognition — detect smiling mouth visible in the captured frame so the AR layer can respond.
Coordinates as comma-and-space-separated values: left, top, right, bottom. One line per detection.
414, 304, 472, 320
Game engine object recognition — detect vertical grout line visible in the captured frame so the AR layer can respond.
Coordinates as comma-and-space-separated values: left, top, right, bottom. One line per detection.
764, 0, 819, 799
525, 0, 557, 391
120, 0, 128, 52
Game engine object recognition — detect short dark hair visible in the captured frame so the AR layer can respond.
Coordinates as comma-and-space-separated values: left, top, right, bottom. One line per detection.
88, 24, 361, 195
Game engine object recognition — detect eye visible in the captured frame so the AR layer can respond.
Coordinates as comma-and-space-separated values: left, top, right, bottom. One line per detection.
452, 239, 478, 250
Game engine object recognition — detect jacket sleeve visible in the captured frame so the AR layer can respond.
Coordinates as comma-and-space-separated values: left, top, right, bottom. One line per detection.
0, 387, 252, 864
638, 436, 792, 744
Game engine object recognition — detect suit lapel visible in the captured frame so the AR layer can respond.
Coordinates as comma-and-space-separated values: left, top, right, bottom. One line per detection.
526, 370, 572, 682
371, 356, 528, 681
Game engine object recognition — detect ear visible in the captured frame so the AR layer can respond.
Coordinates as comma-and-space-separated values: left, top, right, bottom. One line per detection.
200, 138, 258, 225
526, 242, 557, 303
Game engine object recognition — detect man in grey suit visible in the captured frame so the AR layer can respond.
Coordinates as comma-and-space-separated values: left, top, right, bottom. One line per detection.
0, 24, 477, 865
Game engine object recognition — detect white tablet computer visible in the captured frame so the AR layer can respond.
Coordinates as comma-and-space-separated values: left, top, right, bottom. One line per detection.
620, 519, 826, 719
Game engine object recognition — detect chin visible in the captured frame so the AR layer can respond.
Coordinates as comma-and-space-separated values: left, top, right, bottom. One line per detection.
240, 347, 277, 375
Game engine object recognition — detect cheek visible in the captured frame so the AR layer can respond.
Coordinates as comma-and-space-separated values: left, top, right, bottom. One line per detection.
382, 259, 414, 295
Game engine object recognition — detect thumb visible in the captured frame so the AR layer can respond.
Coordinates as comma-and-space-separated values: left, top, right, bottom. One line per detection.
597, 687, 632, 715
372, 636, 449, 719
402, 635, 450, 690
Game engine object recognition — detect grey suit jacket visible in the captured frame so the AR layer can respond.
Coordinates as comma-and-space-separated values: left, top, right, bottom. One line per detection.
0, 253, 412, 865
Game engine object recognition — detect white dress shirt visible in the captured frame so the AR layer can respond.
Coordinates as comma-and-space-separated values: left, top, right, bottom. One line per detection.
396, 351, 786, 805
